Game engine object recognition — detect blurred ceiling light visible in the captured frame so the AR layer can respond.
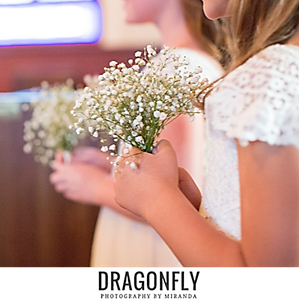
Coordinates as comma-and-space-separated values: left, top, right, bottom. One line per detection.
0, 0, 102, 46
0, 0, 34, 4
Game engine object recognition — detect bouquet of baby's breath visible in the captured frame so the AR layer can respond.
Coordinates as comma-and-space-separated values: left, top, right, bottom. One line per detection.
73, 45, 208, 157
23, 79, 85, 165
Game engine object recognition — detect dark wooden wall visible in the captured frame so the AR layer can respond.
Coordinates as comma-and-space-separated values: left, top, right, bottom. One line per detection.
0, 44, 134, 266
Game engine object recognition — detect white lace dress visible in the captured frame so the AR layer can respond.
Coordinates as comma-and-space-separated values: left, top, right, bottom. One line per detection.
202, 44, 299, 239
90, 48, 223, 267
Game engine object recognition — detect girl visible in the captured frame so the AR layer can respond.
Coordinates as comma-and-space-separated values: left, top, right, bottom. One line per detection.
114, 0, 299, 266
50, 0, 223, 266
51, 0, 221, 267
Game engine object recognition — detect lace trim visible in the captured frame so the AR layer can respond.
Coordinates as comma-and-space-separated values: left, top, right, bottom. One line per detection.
207, 44, 299, 147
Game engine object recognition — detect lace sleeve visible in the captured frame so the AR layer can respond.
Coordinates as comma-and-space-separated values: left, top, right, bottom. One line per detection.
207, 44, 299, 148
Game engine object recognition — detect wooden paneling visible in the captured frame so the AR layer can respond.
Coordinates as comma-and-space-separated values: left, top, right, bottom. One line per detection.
0, 44, 135, 91
0, 44, 135, 266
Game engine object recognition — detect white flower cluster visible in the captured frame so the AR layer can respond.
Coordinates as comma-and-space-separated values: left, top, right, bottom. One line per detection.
23, 79, 85, 165
73, 45, 208, 154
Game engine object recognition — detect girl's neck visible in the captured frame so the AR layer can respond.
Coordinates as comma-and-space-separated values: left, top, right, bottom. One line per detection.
160, 25, 204, 53
154, 5, 206, 53
287, 27, 299, 46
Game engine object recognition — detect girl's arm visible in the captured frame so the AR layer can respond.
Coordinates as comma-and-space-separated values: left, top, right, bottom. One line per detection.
114, 140, 245, 266
143, 186, 245, 267
237, 141, 299, 266
115, 139, 299, 266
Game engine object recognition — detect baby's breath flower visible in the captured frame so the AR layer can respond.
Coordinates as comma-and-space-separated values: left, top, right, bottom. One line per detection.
159, 112, 167, 120
109, 61, 118, 67
135, 136, 144, 143
76, 128, 84, 134
73, 45, 207, 154
154, 111, 161, 118
130, 162, 138, 169
23, 79, 86, 165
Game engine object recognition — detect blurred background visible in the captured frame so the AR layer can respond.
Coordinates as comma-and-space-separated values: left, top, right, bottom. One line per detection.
0, 0, 160, 267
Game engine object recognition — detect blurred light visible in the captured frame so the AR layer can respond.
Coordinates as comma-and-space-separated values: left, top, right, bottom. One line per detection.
0, 1, 102, 46
0, 1, 34, 4
0, 0, 93, 4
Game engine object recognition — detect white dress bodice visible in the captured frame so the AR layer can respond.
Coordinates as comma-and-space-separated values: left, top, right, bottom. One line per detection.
202, 44, 299, 239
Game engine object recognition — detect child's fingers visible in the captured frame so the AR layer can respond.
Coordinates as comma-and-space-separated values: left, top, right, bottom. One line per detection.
55, 151, 64, 163
178, 167, 202, 210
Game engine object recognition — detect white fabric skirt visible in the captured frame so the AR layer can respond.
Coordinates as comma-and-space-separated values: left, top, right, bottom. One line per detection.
90, 207, 181, 267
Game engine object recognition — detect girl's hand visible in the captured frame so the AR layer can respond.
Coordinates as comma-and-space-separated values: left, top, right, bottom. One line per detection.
71, 147, 112, 172
178, 167, 202, 211
114, 140, 180, 218
49, 161, 113, 205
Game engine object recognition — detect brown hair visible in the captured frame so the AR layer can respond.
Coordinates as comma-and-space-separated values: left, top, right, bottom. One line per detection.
227, 0, 299, 70
197, 0, 299, 111
180, 0, 228, 65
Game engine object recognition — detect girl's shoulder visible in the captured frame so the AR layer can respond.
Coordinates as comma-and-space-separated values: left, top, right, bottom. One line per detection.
226, 44, 299, 86
206, 44, 299, 148
244, 43, 299, 76
253, 43, 299, 62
